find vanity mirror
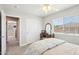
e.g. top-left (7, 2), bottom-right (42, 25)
top-left (40, 23), bottom-right (55, 40)
top-left (45, 23), bottom-right (52, 35)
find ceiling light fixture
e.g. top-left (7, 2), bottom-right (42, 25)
top-left (42, 4), bottom-right (51, 14)
top-left (42, 4), bottom-right (58, 14)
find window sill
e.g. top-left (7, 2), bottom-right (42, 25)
top-left (54, 32), bottom-right (79, 36)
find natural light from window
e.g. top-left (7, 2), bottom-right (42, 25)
top-left (53, 16), bottom-right (79, 34)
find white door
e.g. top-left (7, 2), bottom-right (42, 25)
top-left (1, 10), bottom-right (6, 55)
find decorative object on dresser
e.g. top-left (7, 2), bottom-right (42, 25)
top-left (40, 23), bottom-right (55, 40)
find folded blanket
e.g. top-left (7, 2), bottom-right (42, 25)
top-left (24, 38), bottom-right (65, 55)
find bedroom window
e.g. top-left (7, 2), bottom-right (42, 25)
top-left (53, 17), bottom-right (64, 33)
top-left (53, 16), bottom-right (79, 34)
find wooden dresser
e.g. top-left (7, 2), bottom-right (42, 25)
top-left (40, 30), bottom-right (55, 40)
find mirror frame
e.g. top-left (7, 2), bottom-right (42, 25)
top-left (45, 23), bottom-right (52, 35)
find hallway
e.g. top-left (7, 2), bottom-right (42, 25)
top-left (6, 16), bottom-right (20, 55)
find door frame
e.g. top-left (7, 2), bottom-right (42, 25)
top-left (0, 11), bottom-right (1, 55)
top-left (6, 16), bottom-right (20, 47)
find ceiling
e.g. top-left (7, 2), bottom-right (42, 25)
top-left (1, 4), bottom-right (77, 17)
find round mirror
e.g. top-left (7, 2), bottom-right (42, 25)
top-left (45, 23), bottom-right (52, 35)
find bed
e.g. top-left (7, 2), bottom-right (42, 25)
top-left (24, 38), bottom-right (79, 55)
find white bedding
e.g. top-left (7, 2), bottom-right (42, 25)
top-left (24, 38), bottom-right (79, 55)
top-left (24, 38), bottom-right (65, 55)
top-left (43, 43), bottom-right (79, 55)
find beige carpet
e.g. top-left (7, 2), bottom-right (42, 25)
top-left (6, 44), bottom-right (29, 55)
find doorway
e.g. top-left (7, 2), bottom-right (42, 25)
top-left (6, 16), bottom-right (20, 52)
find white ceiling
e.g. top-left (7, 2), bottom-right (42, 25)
top-left (1, 4), bottom-right (77, 17)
